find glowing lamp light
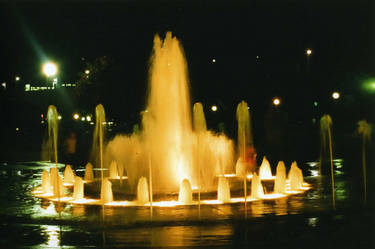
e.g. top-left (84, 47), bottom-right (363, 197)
top-left (306, 49), bottom-right (312, 56)
top-left (73, 113), bottom-right (80, 120)
top-left (42, 62), bottom-right (58, 77)
top-left (86, 115), bottom-right (92, 122)
top-left (211, 105), bottom-right (218, 112)
top-left (81, 117), bottom-right (86, 121)
top-left (332, 91), bottom-right (340, 100)
top-left (272, 97), bottom-right (281, 106)
top-left (15, 76), bottom-right (20, 81)
top-left (58, 115), bottom-right (62, 120)
top-left (212, 58), bottom-right (216, 63)
top-left (85, 70), bottom-right (90, 74)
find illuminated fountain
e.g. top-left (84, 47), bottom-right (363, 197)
top-left (33, 32), bottom-right (311, 210)
top-left (63, 165), bottom-right (75, 184)
top-left (84, 163), bottom-right (94, 181)
top-left (259, 157), bottom-right (273, 180)
top-left (274, 161), bottom-right (286, 194)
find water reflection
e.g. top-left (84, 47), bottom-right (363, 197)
top-left (105, 225), bottom-right (233, 247)
top-left (40, 225), bottom-right (60, 247)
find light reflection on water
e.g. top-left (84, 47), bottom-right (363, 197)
top-left (40, 225), bottom-right (60, 248)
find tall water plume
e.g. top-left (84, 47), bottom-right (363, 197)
top-left (320, 114), bottom-right (335, 208)
top-left (42, 105), bottom-right (59, 164)
top-left (106, 32), bottom-right (234, 193)
top-left (92, 104), bottom-right (106, 180)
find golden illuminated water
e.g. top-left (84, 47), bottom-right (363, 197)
top-left (106, 32), bottom-right (234, 193)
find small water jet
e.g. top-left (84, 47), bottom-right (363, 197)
top-left (288, 162), bottom-right (303, 191)
top-left (274, 161), bottom-right (286, 194)
top-left (320, 114), bottom-right (335, 208)
top-left (251, 172), bottom-right (264, 199)
top-left (217, 177), bottom-right (231, 203)
top-left (109, 161), bottom-right (118, 179)
top-left (63, 165), bottom-right (75, 184)
top-left (41, 170), bottom-right (51, 194)
top-left (84, 163), bottom-right (94, 181)
top-left (178, 179), bottom-right (193, 204)
top-left (50, 167), bottom-right (65, 198)
top-left (259, 156), bottom-right (272, 179)
top-left (42, 105), bottom-right (59, 164)
top-left (236, 101), bottom-right (253, 209)
top-left (100, 178), bottom-right (113, 203)
top-left (137, 177), bottom-right (149, 204)
top-left (357, 120), bottom-right (372, 204)
top-left (73, 176), bottom-right (84, 201)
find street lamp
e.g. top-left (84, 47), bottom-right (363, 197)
top-left (332, 91), bottom-right (340, 100)
top-left (306, 49), bottom-right (312, 56)
top-left (42, 62), bottom-right (57, 77)
top-left (272, 97), bottom-right (281, 106)
top-left (211, 105), bottom-right (218, 112)
top-left (15, 76), bottom-right (20, 81)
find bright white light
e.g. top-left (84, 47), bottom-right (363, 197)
top-left (85, 70), bottom-right (90, 74)
top-left (15, 76), bottom-right (20, 81)
top-left (81, 117), bottom-right (85, 121)
top-left (58, 115), bottom-right (62, 120)
top-left (73, 113), bottom-right (79, 120)
top-left (332, 91), bottom-right (340, 99)
top-left (43, 62), bottom-right (57, 77)
top-left (212, 59), bottom-right (216, 63)
top-left (273, 97), bottom-right (281, 106)
top-left (306, 49), bottom-right (312, 56)
top-left (211, 105), bottom-right (218, 112)
top-left (86, 115), bottom-right (91, 122)
top-left (16, 128), bottom-right (19, 131)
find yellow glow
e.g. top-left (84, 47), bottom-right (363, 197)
top-left (306, 49), bottom-right (312, 56)
top-left (246, 174), bottom-right (253, 179)
top-left (15, 76), bottom-right (20, 81)
top-left (86, 115), bottom-right (92, 122)
top-left (332, 91), bottom-right (340, 99)
top-left (81, 117), bottom-right (86, 121)
top-left (212, 59), bottom-right (216, 63)
top-left (73, 113), bottom-right (79, 120)
top-left (211, 105), bottom-right (218, 111)
top-left (58, 115), bottom-right (62, 120)
top-left (42, 225), bottom-right (60, 247)
top-left (43, 62), bottom-right (57, 77)
top-left (85, 70), bottom-right (90, 74)
top-left (273, 97), bottom-right (281, 106)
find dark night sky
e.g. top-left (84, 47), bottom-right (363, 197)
top-left (0, 0), bottom-right (373, 130)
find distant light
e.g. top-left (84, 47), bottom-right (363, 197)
top-left (313, 101), bottom-right (318, 107)
top-left (81, 117), bottom-right (86, 121)
top-left (53, 78), bottom-right (58, 83)
top-left (212, 59), bottom-right (216, 63)
top-left (15, 76), bottom-right (20, 81)
top-left (1, 82), bottom-right (6, 89)
top-left (42, 62), bottom-right (57, 77)
top-left (256, 55), bottom-right (260, 59)
top-left (362, 79), bottom-right (375, 93)
top-left (273, 97), bottom-right (281, 106)
top-left (247, 106), bottom-right (250, 110)
top-left (85, 70), bottom-right (90, 75)
top-left (73, 113), bottom-right (80, 120)
top-left (25, 84), bottom-right (30, 91)
top-left (211, 105), bottom-right (218, 112)
top-left (306, 49), bottom-right (312, 56)
top-left (58, 115), bottom-right (62, 120)
top-left (86, 115), bottom-right (92, 122)
top-left (332, 91), bottom-right (340, 100)
top-left (41, 114), bottom-right (44, 118)
top-left (15, 128), bottom-right (19, 131)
